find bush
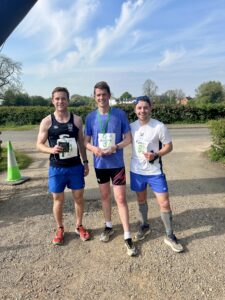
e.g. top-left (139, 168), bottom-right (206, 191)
top-left (208, 119), bottom-right (225, 163)
top-left (0, 103), bottom-right (225, 126)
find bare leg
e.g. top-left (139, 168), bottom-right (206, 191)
top-left (154, 191), bottom-right (171, 212)
top-left (113, 185), bottom-right (129, 232)
top-left (52, 192), bottom-right (64, 227)
top-left (72, 189), bottom-right (84, 227)
top-left (98, 182), bottom-right (112, 222)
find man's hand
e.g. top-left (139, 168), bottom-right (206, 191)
top-left (93, 146), bottom-right (104, 157)
top-left (84, 164), bottom-right (89, 177)
top-left (51, 144), bottom-right (63, 155)
top-left (102, 145), bottom-right (117, 155)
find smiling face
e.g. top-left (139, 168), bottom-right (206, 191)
top-left (135, 100), bottom-right (152, 124)
top-left (52, 91), bottom-right (69, 112)
top-left (94, 88), bottom-right (111, 110)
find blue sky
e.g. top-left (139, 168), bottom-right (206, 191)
top-left (2, 0), bottom-right (225, 98)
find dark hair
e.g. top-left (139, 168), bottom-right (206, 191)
top-left (52, 87), bottom-right (70, 100)
top-left (94, 81), bottom-right (111, 95)
top-left (133, 95), bottom-right (151, 106)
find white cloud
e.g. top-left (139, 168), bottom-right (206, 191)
top-left (18, 0), bottom-right (100, 58)
top-left (89, 0), bottom-right (159, 62)
top-left (157, 49), bottom-right (186, 68)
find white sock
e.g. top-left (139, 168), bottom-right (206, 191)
top-left (105, 221), bottom-right (112, 228)
top-left (124, 231), bottom-right (131, 240)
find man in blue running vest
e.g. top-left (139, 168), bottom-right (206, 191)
top-left (37, 87), bottom-right (91, 245)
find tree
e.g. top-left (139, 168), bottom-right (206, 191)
top-left (70, 94), bottom-right (92, 106)
top-left (119, 91), bottom-right (132, 103)
top-left (30, 96), bottom-right (49, 106)
top-left (195, 81), bottom-right (225, 104)
top-left (3, 90), bottom-right (30, 106)
top-left (143, 79), bottom-right (158, 100)
top-left (0, 55), bottom-right (22, 98)
top-left (160, 89), bottom-right (185, 104)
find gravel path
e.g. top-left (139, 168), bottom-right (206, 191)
top-left (0, 128), bottom-right (225, 300)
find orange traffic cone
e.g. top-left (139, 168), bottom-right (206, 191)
top-left (5, 141), bottom-right (30, 185)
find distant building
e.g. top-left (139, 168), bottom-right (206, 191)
top-left (109, 98), bottom-right (117, 106)
top-left (0, 99), bottom-right (4, 105)
top-left (177, 96), bottom-right (192, 105)
top-left (109, 97), bottom-right (135, 106)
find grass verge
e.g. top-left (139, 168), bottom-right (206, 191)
top-left (0, 124), bottom-right (38, 131)
top-left (0, 147), bottom-right (33, 173)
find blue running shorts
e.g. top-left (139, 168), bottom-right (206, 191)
top-left (49, 164), bottom-right (85, 193)
top-left (130, 172), bottom-right (168, 193)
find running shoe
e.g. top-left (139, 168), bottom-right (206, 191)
top-left (134, 224), bottom-right (151, 241)
top-left (52, 226), bottom-right (64, 245)
top-left (99, 226), bottom-right (114, 242)
top-left (164, 234), bottom-right (184, 252)
top-left (124, 238), bottom-right (138, 256)
top-left (75, 225), bottom-right (91, 241)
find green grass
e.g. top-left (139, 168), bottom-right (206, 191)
top-left (207, 147), bottom-right (225, 164)
top-left (0, 124), bottom-right (38, 131)
top-left (0, 147), bottom-right (33, 173)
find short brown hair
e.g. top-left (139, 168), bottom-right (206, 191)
top-left (52, 87), bottom-right (69, 100)
top-left (94, 81), bottom-right (111, 95)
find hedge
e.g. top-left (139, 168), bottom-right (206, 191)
top-left (0, 104), bottom-right (225, 126)
top-left (208, 119), bottom-right (225, 162)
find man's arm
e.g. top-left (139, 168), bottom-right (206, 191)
top-left (75, 115), bottom-right (89, 176)
top-left (75, 115), bottom-right (88, 162)
top-left (144, 142), bottom-right (173, 162)
top-left (101, 130), bottom-right (132, 155)
top-left (115, 131), bottom-right (132, 149)
top-left (84, 135), bottom-right (104, 157)
top-left (36, 116), bottom-right (62, 155)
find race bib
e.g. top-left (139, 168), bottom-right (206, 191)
top-left (135, 136), bottom-right (149, 157)
top-left (98, 133), bottom-right (115, 150)
top-left (57, 135), bottom-right (78, 160)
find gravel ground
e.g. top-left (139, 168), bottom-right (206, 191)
top-left (0, 129), bottom-right (225, 300)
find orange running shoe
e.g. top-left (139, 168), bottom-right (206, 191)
top-left (75, 225), bottom-right (91, 241)
top-left (52, 226), bottom-right (64, 245)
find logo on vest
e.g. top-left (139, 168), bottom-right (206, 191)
top-left (68, 123), bottom-right (73, 132)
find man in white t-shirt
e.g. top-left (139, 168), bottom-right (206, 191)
top-left (130, 96), bottom-right (183, 253)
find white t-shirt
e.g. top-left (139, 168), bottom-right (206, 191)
top-left (130, 118), bottom-right (172, 175)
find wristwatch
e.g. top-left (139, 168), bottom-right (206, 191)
top-left (153, 153), bottom-right (159, 160)
top-left (83, 160), bottom-right (89, 164)
top-left (149, 152), bottom-right (159, 164)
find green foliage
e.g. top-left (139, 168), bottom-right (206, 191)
top-left (0, 147), bottom-right (33, 173)
top-left (208, 119), bottom-right (225, 163)
top-left (119, 91), bottom-right (132, 103)
top-left (118, 103), bottom-right (225, 124)
top-left (70, 94), bottom-right (93, 106)
top-left (3, 90), bottom-right (50, 106)
top-left (160, 89), bottom-right (185, 104)
top-left (195, 81), bottom-right (225, 104)
top-left (1, 104), bottom-right (225, 126)
top-left (0, 106), bottom-right (54, 126)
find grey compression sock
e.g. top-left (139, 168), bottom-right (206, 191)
top-left (138, 202), bottom-right (149, 225)
top-left (160, 211), bottom-right (173, 236)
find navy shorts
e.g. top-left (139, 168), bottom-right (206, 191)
top-left (49, 164), bottom-right (85, 193)
top-left (130, 172), bottom-right (168, 193)
top-left (95, 167), bottom-right (126, 185)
